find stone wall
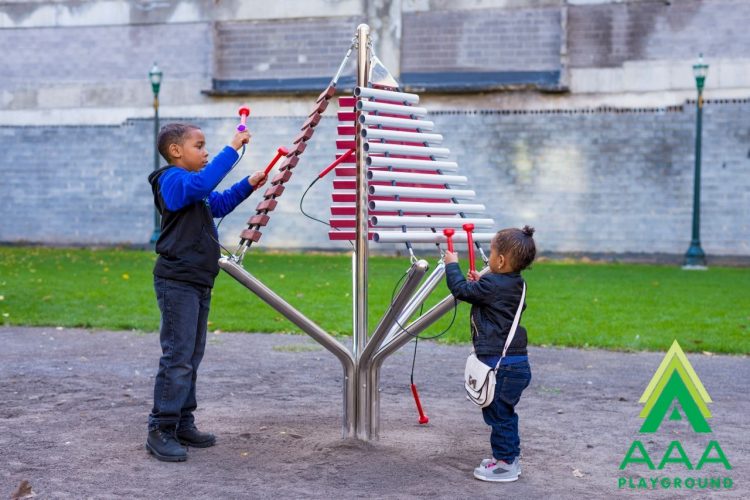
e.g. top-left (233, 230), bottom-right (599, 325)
top-left (0, 0), bottom-right (749, 259)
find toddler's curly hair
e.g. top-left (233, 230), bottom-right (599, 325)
top-left (492, 226), bottom-right (536, 272)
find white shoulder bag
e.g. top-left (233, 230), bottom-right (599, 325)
top-left (464, 282), bottom-right (526, 408)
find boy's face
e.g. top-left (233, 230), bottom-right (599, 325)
top-left (169, 128), bottom-right (208, 172)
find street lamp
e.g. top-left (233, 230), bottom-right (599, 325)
top-left (149, 62), bottom-right (163, 245)
top-left (683, 54), bottom-right (708, 269)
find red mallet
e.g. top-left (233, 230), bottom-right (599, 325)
top-left (442, 228), bottom-right (455, 253)
top-left (237, 106), bottom-right (250, 131)
top-left (462, 223), bottom-right (476, 272)
top-left (317, 148), bottom-right (355, 179)
top-left (411, 383), bottom-right (429, 424)
top-left (264, 146), bottom-right (289, 175)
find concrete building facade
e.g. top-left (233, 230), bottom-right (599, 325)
top-left (1, 0), bottom-right (749, 260)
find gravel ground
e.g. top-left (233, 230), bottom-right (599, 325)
top-left (1, 327), bottom-right (747, 499)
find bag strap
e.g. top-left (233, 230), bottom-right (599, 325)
top-left (493, 281), bottom-right (526, 371)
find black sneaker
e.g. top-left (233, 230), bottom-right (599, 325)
top-left (146, 428), bottom-right (188, 462)
top-left (177, 425), bottom-right (216, 448)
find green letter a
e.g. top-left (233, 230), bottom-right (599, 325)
top-left (640, 371), bottom-right (711, 433)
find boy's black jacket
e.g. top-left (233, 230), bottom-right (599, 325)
top-left (445, 262), bottom-right (528, 356)
top-left (148, 167), bottom-right (221, 288)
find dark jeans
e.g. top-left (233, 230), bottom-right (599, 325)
top-left (481, 361), bottom-right (531, 462)
top-left (149, 276), bottom-right (211, 431)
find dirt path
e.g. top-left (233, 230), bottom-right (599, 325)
top-left (1, 327), bottom-right (747, 499)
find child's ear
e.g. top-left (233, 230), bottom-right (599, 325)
top-left (168, 143), bottom-right (182, 160)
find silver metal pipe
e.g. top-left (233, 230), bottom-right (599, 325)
top-left (367, 156), bottom-right (458, 171)
top-left (354, 86), bottom-right (420, 104)
top-left (367, 170), bottom-right (466, 185)
top-left (368, 185), bottom-right (473, 199)
top-left (360, 113), bottom-right (434, 131)
top-left (370, 215), bottom-right (495, 228)
top-left (373, 231), bottom-right (496, 244)
top-left (354, 24), bottom-right (370, 366)
top-left (369, 200), bottom-right (485, 214)
top-left (218, 257), bottom-right (357, 437)
top-left (356, 259), bottom-right (429, 440)
top-left (357, 99), bottom-right (428, 117)
top-left (369, 262), bottom-right (448, 438)
top-left (376, 292), bottom-right (457, 365)
top-left (361, 128), bottom-right (443, 145)
top-left (364, 142), bottom-right (450, 158)
top-left (380, 261), bottom-right (446, 349)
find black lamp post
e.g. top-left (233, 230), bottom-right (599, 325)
top-left (683, 54), bottom-right (708, 269)
top-left (149, 62), bottom-right (163, 246)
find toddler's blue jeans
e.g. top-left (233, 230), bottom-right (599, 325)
top-left (481, 360), bottom-right (532, 462)
top-left (148, 276), bottom-right (211, 431)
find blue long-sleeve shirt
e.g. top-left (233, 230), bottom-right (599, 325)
top-left (148, 145), bottom-right (255, 287)
top-left (158, 146), bottom-right (254, 217)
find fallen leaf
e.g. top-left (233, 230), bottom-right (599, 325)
top-left (11, 479), bottom-right (35, 499)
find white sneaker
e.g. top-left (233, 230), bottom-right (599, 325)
top-left (474, 457), bottom-right (520, 482)
top-left (480, 457), bottom-right (521, 475)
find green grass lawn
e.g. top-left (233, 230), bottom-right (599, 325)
top-left (0, 247), bottom-right (748, 354)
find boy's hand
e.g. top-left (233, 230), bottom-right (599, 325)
top-left (231, 130), bottom-right (251, 150)
top-left (248, 171), bottom-right (267, 188)
top-left (467, 270), bottom-right (481, 282)
top-left (443, 250), bottom-right (458, 264)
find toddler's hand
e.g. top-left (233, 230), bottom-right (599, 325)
top-left (248, 171), bottom-right (267, 188)
top-left (443, 250), bottom-right (458, 264)
top-left (467, 270), bottom-right (481, 282)
top-left (231, 130), bottom-right (251, 150)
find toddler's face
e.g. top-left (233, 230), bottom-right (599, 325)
top-left (489, 244), bottom-right (513, 273)
top-left (177, 129), bottom-right (209, 171)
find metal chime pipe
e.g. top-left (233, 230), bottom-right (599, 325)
top-left (359, 113), bottom-right (434, 131)
top-left (361, 128), bottom-right (443, 145)
top-left (364, 142), bottom-right (450, 158)
top-left (356, 100), bottom-right (428, 117)
top-left (366, 156), bottom-right (458, 171)
top-left (370, 215), bottom-right (495, 228)
top-left (369, 200), bottom-right (485, 214)
top-left (369, 185), bottom-right (473, 198)
top-left (366, 170), bottom-right (466, 185)
top-left (373, 231), bottom-right (496, 244)
top-left (354, 86), bottom-right (420, 104)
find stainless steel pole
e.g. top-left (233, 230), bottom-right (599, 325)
top-left (354, 24), bottom-right (370, 360)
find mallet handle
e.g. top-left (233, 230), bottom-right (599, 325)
top-left (410, 383), bottom-right (429, 425)
top-left (318, 148), bottom-right (355, 179)
top-left (463, 223), bottom-right (476, 272)
top-left (442, 228), bottom-right (455, 253)
top-left (237, 106), bottom-right (250, 132)
top-left (264, 147), bottom-right (289, 175)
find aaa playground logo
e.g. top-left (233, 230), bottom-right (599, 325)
top-left (618, 340), bottom-right (733, 491)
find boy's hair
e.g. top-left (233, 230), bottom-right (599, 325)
top-left (492, 226), bottom-right (536, 272)
top-left (157, 123), bottom-right (201, 163)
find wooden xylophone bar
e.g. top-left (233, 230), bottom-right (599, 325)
top-left (235, 84), bottom-right (336, 258)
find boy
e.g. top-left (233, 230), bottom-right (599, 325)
top-left (146, 123), bottom-right (267, 462)
top-left (444, 226), bottom-right (536, 482)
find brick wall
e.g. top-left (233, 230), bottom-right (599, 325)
top-left (0, 22), bottom-right (210, 91)
top-left (568, 0), bottom-right (750, 68)
top-left (402, 7), bottom-right (562, 74)
top-left (2, 101), bottom-right (747, 257)
top-left (212, 16), bottom-right (363, 89)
